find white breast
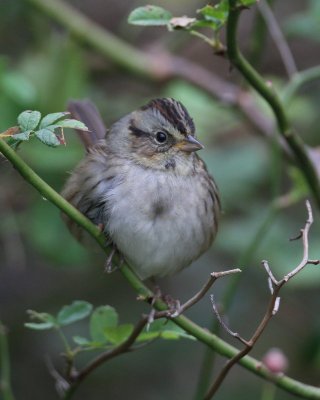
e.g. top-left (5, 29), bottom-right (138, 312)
top-left (103, 165), bottom-right (215, 279)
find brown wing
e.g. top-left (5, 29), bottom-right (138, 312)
top-left (67, 99), bottom-right (107, 149)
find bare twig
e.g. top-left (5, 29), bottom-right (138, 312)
top-left (258, 0), bottom-right (298, 77)
top-left (205, 201), bottom-right (319, 399)
top-left (262, 260), bottom-right (278, 286)
top-left (46, 357), bottom-right (70, 398)
top-left (210, 295), bottom-right (248, 346)
top-left (170, 268), bottom-right (242, 317)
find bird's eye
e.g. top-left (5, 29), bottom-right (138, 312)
top-left (155, 131), bottom-right (168, 144)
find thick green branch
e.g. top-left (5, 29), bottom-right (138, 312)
top-left (1, 139), bottom-right (320, 399)
top-left (227, 0), bottom-right (320, 210)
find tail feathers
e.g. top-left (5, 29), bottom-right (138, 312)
top-left (67, 99), bottom-right (107, 149)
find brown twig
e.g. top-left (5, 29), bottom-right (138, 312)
top-left (63, 317), bottom-right (148, 399)
top-left (205, 200), bottom-right (318, 399)
top-left (152, 268), bottom-right (242, 319)
top-left (61, 269), bottom-right (241, 397)
top-left (172, 268), bottom-right (242, 317)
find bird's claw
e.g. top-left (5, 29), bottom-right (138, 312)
top-left (104, 244), bottom-right (123, 273)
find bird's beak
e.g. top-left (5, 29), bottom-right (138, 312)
top-left (176, 135), bottom-right (204, 153)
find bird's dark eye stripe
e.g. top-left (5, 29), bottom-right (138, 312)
top-left (129, 124), bottom-right (149, 137)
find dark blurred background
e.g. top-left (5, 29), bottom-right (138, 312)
top-left (1, 0), bottom-right (320, 399)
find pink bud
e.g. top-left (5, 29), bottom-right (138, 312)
top-left (262, 348), bottom-right (288, 374)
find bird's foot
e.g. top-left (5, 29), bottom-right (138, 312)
top-left (162, 295), bottom-right (182, 318)
top-left (145, 288), bottom-right (183, 327)
top-left (104, 244), bottom-right (124, 273)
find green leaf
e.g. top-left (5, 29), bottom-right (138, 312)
top-left (25, 310), bottom-right (57, 330)
top-left (128, 5), bottom-right (172, 26)
top-left (138, 320), bottom-right (195, 342)
top-left (104, 324), bottom-right (134, 344)
top-left (191, 20), bottom-right (220, 29)
top-left (90, 306), bottom-right (118, 343)
top-left (238, 0), bottom-right (257, 6)
top-left (47, 119), bottom-right (89, 131)
top-left (17, 110), bottom-right (41, 131)
top-left (24, 322), bottom-right (56, 330)
top-left (34, 128), bottom-right (60, 147)
top-left (57, 301), bottom-right (93, 326)
top-left (39, 112), bottom-right (70, 129)
top-left (197, 2), bottom-right (229, 31)
top-left (72, 336), bottom-right (109, 349)
top-left (73, 336), bottom-right (91, 346)
top-left (12, 130), bottom-right (32, 141)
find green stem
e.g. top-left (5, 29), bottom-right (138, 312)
top-left (56, 328), bottom-right (72, 355)
top-left (227, 0), bottom-right (320, 211)
top-left (0, 323), bottom-right (15, 400)
top-left (189, 30), bottom-right (215, 47)
top-left (1, 142), bottom-right (320, 399)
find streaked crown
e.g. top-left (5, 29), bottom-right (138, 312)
top-left (141, 98), bottom-right (195, 136)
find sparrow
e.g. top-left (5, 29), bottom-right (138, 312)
top-left (61, 98), bottom-right (220, 280)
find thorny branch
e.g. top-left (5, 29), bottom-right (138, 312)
top-left (204, 200), bottom-right (319, 399)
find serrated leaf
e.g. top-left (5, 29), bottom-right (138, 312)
top-left (57, 301), bottom-right (93, 326)
top-left (90, 305), bottom-right (118, 343)
top-left (17, 110), bottom-right (41, 131)
top-left (104, 324), bottom-right (134, 344)
top-left (39, 112), bottom-right (70, 129)
top-left (48, 119), bottom-right (89, 131)
top-left (197, 2), bottom-right (229, 30)
top-left (35, 128), bottom-right (60, 147)
top-left (12, 130), bottom-right (32, 141)
top-left (128, 5), bottom-right (172, 26)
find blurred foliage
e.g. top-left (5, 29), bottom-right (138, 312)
top-left (1, 0), bottom-right (320, 399)
top-left (285, 0), bottom-right (320, 42)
